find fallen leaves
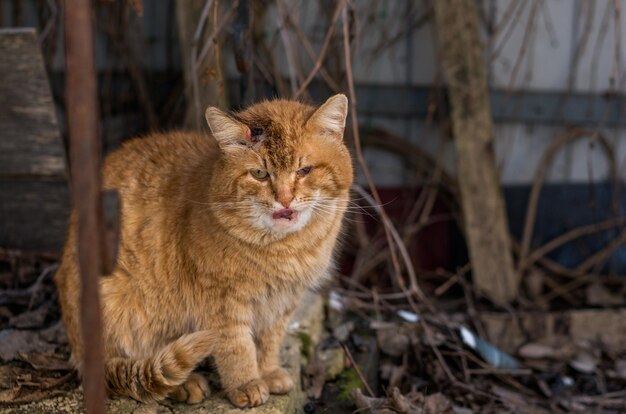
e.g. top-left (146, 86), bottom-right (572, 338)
top-left (352, 387), bottom-right (457, 414)
top-left (9, 306), bottom-right (48, 329)
top-left (0, 325), bottom-right (73, 403)
top-left (0, 329), bottom-right (56, 361)
top-left (17, 351), bottom-right (71, 372)
top-left (517, 337), bottom-right (577, 361)
top-left (0, 258), bottom-right (73, 404)
top-left (568, 351), bottom-right (599, 374)
top-left (0, 365), bottom-right (74, 403)
top-left (374, 322), bottom-right (414, 357)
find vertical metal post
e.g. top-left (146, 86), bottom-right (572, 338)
top-left (64, 1), bottom-right (106, 413)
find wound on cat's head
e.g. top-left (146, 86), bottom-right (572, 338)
top-left (204, 94), bottom-right (353, 237)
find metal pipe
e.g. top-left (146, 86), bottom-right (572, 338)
top-left (64, 1), bottom-right (106, 413)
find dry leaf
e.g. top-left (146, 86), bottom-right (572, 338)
top-left (17, 351), bottom-right (71, 371)
top-left (517, 337), bottom-right (577, 361)
top-left (0, 365), bottom-right (73, 403)
top-left (0, 329), bottom-right (55, 361)
top-left (377, 327), bottom-right (410, 357)
top-left (569, 351), bottom-right (598, 374)
top-left (518, 343), bottom-right (556, 359)
top-left (39, 322), bottom-right (67, 344)
top-left (0, 365), bottom-right (24, 388)
top-left (424, 392), bottom-right (455, 414)
top-left (9, 306), bottom-right (48, 329)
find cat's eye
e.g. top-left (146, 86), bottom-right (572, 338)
top-left (250, 168), bottom-right (269, 180)
top-left (297, 166), bottom-right (312, 177)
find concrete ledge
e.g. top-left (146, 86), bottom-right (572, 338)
top-left (1, 292), bottom-right (325, 414)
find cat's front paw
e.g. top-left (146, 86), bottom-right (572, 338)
top-left (226, 378), bottom-right (269, 408)
top-left (262, 367), bottom-right (294, 394)
top-left (168, 373), bottom-right (210, 404)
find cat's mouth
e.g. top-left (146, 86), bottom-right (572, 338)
top-left (272, 208), bottom-right (297, 221)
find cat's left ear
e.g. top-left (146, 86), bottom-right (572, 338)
top-left (205, 107), bottom-right (251, 150)
top-left (307, 94), bottom-right (348, 138)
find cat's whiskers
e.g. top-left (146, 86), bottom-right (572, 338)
top-left (313, 200), bottom-right (377, 220)
top-left (314, 196), bottom-right (393, 210)
top-left (313, 194), bottom-right (394, 206)
top-left (309, 205), bottom-right (365, 224)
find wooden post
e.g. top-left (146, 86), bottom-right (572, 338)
top-left (434, 0), bottom-right (519, 303)
top-left (64, 1), bottom-right (106, 413)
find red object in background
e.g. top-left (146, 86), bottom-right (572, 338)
top-left (341, 186), bottom-right (455, 275)
top-left (378, 187), bottom-right (453, 271)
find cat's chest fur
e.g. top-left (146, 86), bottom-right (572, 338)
top-left (196, 234), bottom-right (335, 332)
top-left (192, 210), bottom-right (340, 289)
top-left (242, 243), bottom-right (332, 285)
top-left (245, 251), bottom-right (328, 333)
top-left (250, 283), bottom-right (299, 334)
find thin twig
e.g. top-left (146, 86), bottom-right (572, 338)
top-left (610, 0), bottom-right (622, 91)
top-left (286, 6), bottom-right (341, 92)
top-left (294, 0), bottom-right (343, 98)
top-left (341, 343), bottom-right (375, 397)
top-left (517, 128), bottom-right (617, 276)
top-left (521, 216), bottom-right (626, 271)
top-left (507, 0), bottom-right (540, 91)
top-left (342, 3), bottom-right (406, 295)
top-left (276, 0), bottom-right (299, 96)
top-left (39, 0), bottom-right (58, 43)
top-left (352, 184), bottom-right (426, 303)
top-left (191, 0), bottom-right (214, 128)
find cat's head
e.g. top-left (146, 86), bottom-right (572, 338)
top-left (205, 95), bottom-right (353, 239)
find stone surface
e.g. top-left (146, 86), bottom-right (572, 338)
top-left (0, 292), bottom-right (325, 414)
top-left (480, 308), bottom-right (626, 354)
top-left (318, 347), bottom-right (345, 381)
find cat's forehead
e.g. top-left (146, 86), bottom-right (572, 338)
top-left (237, 100), bottom-right (316, 169)
top-left (237, 99), bottom-right (314, 129)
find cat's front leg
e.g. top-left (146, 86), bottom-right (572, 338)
top-left (212, 324), bottom-right (269, 408)
top-left (255, 311), bottom-right (295, 395)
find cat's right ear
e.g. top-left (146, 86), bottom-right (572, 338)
top-left (306, 94), bottom-right (348, 138)
top-left (205, 107), bottom-right (251, 150)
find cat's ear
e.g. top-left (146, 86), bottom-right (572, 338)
top-left (307, 94), bottom-right (348, 138)
top-left (205, 107), bottom-right (251, 150)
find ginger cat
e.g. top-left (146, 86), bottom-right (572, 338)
top-left (55, 95), bottom-right (353, 407)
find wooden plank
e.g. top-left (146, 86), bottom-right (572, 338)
top-left (0, 180), bottom-right (69, 253)
top-left (434, 0), bottom-right (519, 303)
top-left (0, 28), bottom-right (66, 177)
top-left (0, 28), bottom-right (69, 254)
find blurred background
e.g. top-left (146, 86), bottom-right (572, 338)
top-left (1, 1), bottom-right (626, 412)
top-left (3, 0), bottom-right (626, 301)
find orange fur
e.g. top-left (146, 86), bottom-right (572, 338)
top-left (55, 95), bottom-right (353, 407)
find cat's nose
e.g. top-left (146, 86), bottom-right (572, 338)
top-left (277, 192), bottom-right (294, 208)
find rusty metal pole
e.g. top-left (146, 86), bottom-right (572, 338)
top-left (64, 1), bottom-right (106, 413)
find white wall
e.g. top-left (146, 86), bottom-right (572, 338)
top-left (4, 0), bottom-right (625, 185)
